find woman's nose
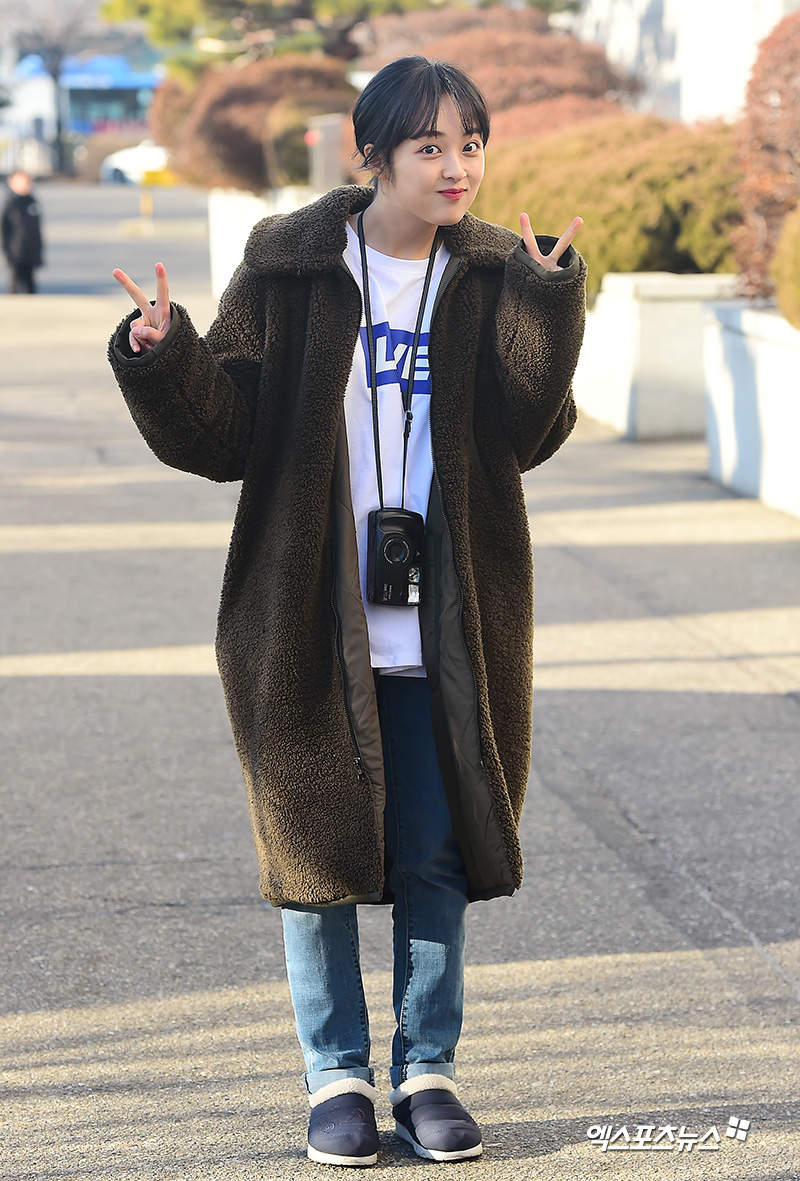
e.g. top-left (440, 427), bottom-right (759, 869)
top-left (442, 155), bottom-right (467, 181)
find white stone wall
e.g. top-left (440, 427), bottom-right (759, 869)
top-left (571, 271), bottom-right (739, 439)
top-left (573, 0), bottom-right (800, 123)
top-left (704, 304), bottom-right (800, 517)
top-left (207, 186), bottom-right (323, 299)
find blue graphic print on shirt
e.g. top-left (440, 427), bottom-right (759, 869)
top-left (359, 322), bottom-right (431, 396)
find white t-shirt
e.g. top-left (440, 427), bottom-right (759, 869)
top-left (342, 221), bottom-right (451, 675)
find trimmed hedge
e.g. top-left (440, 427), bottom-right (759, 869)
top-left (473, 114), bottom-right (742, 302)
top-left (771, 205), bottom-right (800, 330)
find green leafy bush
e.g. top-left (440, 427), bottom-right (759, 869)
top-left (771, 205), bottom-right (800, 330)
top-left (473, 115), bottom-right (742, 302)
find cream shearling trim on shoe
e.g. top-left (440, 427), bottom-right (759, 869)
top-left (308, 1077), bottom-right (379, 1108)
top-left (389, 1074), bottom-right (459, 1106)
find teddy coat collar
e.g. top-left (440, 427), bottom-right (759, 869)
top-left (241, 184), bottom-right (516, 276)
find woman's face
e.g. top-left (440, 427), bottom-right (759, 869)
top-left (368, 95), bottom-right (485, 228)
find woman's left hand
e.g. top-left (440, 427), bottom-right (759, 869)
top-left (519, 214), bottom-right (583, 271)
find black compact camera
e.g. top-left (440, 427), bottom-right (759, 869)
top-left (366, 508), bottom-right (425, 606)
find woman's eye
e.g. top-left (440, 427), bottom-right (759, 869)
top-left (419, 140), bottom-right (480, 156)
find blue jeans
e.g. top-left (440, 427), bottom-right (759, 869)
top-left (280, 674), bottom-right (469, 1093)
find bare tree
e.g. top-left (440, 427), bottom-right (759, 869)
top-left (0, 0), bottom-right (103, 171)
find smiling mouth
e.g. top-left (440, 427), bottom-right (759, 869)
top-left (440, 189), bottom-right (466, 196)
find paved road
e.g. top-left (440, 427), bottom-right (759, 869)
top-left (2, 181), bottom-right (211, 296)
top-left (0, 199), bottom-right (798, 1178)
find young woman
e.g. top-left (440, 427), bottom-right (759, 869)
top-left (109, 56), bottom-right (585, 1168)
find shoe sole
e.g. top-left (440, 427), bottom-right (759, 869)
top-left (394, 1120), bottom-right (484, 1161)
top-left (307, 1144), bottom-right (378, 1167)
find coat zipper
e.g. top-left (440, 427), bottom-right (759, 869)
top-left (427, 258), bottom-right (484, 767)
top-left (330, 580), bottom-right (368, 783)
top-left (429, 465), bottom-right (483, 769)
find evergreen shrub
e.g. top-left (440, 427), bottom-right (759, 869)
top-left (473, 115), bottom-right (742, 302)
top-left (771, 205), bottom-right (800, 330)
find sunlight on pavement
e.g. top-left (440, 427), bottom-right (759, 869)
top-left (0, 946), bottom-right (795, 1180)
top-left (534, 608), bottom-right (800, 695)
top-left (2, 609), bottom-right (796, 694)
top-left (0, 645), bottom-right (217, 676)
top-left (3, 496), bottom-right (799, 556)
top-left (0, 466), bottom-right (194, 491)
top-left (529, 500), bottom-right (800, 545)
top-left (0, 521), bottom-right (231, 553)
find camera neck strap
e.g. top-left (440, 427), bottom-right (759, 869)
top-left (357, 210), bottom-right (439, 510)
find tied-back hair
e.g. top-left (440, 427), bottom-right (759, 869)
top-left (352, 56), bottom-right (491, 186)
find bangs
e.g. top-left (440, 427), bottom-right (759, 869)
top-left (399, 70), bottom-right (490, 146)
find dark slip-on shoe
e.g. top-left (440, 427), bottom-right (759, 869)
top-left (307, 1078), bottom-right (380, 1167)
top-left (390, 1074), bottom-right (483, 1162)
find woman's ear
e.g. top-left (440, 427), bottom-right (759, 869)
top-left (362, 143), bottom-right (386, 181)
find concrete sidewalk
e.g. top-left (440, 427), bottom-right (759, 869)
top-left (1, 295), bottom-right (798, 1180)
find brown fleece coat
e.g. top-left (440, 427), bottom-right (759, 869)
top-left (108, 184), bottom-right (586, 907)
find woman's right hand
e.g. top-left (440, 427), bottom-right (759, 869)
top-left (112, 261), bottom-right (172, 354)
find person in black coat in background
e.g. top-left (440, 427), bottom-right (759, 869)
top-left (2, 170), bottom-right (44, 294)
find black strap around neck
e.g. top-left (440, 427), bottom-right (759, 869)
top-left (357, 210), bottom-right (439, 510)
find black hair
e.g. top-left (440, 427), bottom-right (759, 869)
top-left (351, 56), bottom-right (491, 185)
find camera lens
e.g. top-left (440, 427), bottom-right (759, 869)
top-left (382, 536), bottom-right (411, 565)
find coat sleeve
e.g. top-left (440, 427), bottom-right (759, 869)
top-left (107, 260), bottom-right (267, 482)
top-left (492, 236), bottom-right (587, 472)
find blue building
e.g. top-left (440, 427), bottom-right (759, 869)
top-left (11, 52), bottom-right (162, 136)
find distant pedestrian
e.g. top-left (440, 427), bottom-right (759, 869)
top-left (108, 55), bottom-right (585, 1168)
top-left (2, 170), bottom-right (44, 294)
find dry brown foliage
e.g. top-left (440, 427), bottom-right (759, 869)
top-left (353, 7), bottom-right (549, 70)
top-left (489, 95), bottom-right (626, 142)
top-left (148, 78), bottom-right (195, 153)
top-left (354, 8), bottom-right (638, 115)
top-left (152, 55), bottom-right (356, 191)
top-left (421, 28), bottom-right (636, 112)
top-left (733, 9), bottom-right (800, 295)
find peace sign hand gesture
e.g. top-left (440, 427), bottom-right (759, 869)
top-left (112, 261), bottom-right (172, 354)
top-left (519, 214), bottom-right (583, 272)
